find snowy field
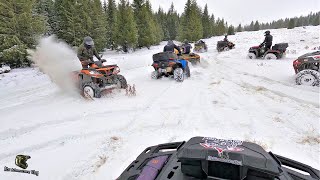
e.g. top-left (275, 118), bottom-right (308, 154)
top-left (0, 26), bottom-right (319, 180)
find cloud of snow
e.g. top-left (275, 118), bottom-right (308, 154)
top-left (30, 36), bottom-right (82, 94)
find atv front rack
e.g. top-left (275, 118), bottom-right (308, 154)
top-left (117, 140), bottom-right (320, 180)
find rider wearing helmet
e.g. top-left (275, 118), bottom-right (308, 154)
top-left (262, 31), bottom-right (273, 51)
top-left (164, 40), bottom-right (181, 55)
top-left (77, 36), bottom-right (101, 68)
top-left (223, 35), bottom-right (228, 42)
top-left (182, 39), bottom-right (192, 54)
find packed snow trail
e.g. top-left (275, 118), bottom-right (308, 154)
top-left (0, 26), bottom-right (319, 180)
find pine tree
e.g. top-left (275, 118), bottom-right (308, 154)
top-left (88, 0), bottom-right (107, 51)
top-left (254, 21), bottom-right (260, 31)
top-left (236, 24), bottom-right (242, 32)
top-left (210, 14), bottom-right (216, 36)
top-left (54, 0), bottom-right (78, 46)
top-left (312, 13), bottom-right (320, 26)
top-left (249, 21), bottom-right (254, 31)
top-left (114, 0), bottom-right (138, 49)
top-left (179, 0), bottom-right (203, 41)
top-left (0, 0), bottom-right (45, 67)
top-left (146, 1), bottom-right (163, 45)
top-left (106, 0), bottom-right (117, 49)
top-left (132, 0), bottom-right (148, 47)
top-left (75, 0), bottom-right (93, 45)
top-left (156, 7), bottom-right (168, 40)
top-left (167, 3), bottom-right (179, 40)
top-left (288, 18), bottom-right (295, 29)
top-left (216, 18), bottom-right (226, 35)
top-left (34, 0), bottom-right (55, 35)
top-left (202, 4), bottom-right (211, 38)
top-left (227, 25), bottom-right (235, 35)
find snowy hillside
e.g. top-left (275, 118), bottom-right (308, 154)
top-left (0, 26), bottom-right (319, 180)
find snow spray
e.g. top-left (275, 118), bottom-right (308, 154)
top-left (30, 36), bottom-right (82, 95)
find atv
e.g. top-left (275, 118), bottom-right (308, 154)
top-left (151, 52), bottom-right (191, 82)
top-left (293, 51), bottom-right (320, 86)
top-left (179, 45), bottom-right (201, 65)
top-left (118, 136), bottom-right (320, 180)
top-left (180, 53), bottom-right (201, 65)
top-left (72, 60), bottom-right (127, 98)
top-left (247, 43), bottom-right (288, 60)
top-left (194, 40), bottom-right (208, 53)
top-left (217, 41), bottom-right (235, 52)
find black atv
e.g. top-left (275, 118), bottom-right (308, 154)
top-left (118, 136), bottom-right (320, 180)
top-left (248, 43), bottom-right (288, 60)
top-left (217, 41), bottom-right (235, 52)
top-left (293, 51), bottom-right (320, 86)
top-left (151, 52), bottom-right (191, 82)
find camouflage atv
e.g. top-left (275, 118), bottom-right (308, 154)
top-left (293, 51), bottom-right (320, 86)
top-left (180, 53), bottom-right (201, 65)
top-left (194, 40), bottom-right (208, 53)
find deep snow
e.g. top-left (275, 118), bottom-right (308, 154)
top-left (0, 26), bottom-right (319, 180)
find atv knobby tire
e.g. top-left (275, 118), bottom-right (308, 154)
top-left (247, 53), bottom-right (256, 59)
top-left (264, 53), bottom-right (277, 60)
top-left (82, 82), bottom-right (101, 98)
top-left (115, 74), bottom-right (128, 89)
top-left (296, 70), bottom-right (320, 86)
top-left (151, 71), bottom-right (159, 79)
top-left (174, 68), bottom-right (184, 82)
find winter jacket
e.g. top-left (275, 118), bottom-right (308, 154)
top-left (182, 43), bottom-right (192, 54)
top-left (263, 34), bottom-right (273, 46)
top-left (164, 44), bottom-right (181, 55)
top-left (77, 44), bottom-right (101, 62)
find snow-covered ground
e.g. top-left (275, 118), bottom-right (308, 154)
top-left (0, 26), bottom-right (319, 180)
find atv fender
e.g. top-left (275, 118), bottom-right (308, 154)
top-left (249, 49), bottom-right (258, 57)
top-left (178, 59), bottom-right (188, 69)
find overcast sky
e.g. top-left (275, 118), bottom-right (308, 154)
top-left (109, 0), bottom-right (320, 26)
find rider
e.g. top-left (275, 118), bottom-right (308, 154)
top-left (77, 36), bottom-right (101, 69)
top-left (164, 40), bottom-right (181, 55)
top-left (223, 35), bottom-right (229, 42)
top-left (182, 39), bottom-right (192, 54)
top-left (261, 30), bottom-right (273, 51)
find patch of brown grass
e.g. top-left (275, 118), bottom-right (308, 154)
top-left (273, 117), bottom-right (283, 123)
top-left (255, 86), bottom-right (267, 92)
top-left (210, 80), bottom-right (221, 85)
top-left (298, 135), bottom-right (320, 145)
top-left (111, 136), bottom-right (120, 141)
top-left (93, 155), bottom-right (107, 172)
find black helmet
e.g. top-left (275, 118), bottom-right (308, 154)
top-left (167, 40), bottom-right (173, 45)
top-left (264, 31), bottom-right (270, 35)
top-left (225, 35), bottom-right (228, 37)
top-left (84, 36), bottom-right (94, 47)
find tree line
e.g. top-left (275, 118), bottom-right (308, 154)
top-left (1, 0), bottom-right (318, 68)
top-left (0, 0), bottom-right (231, 67)
top-left (236, 12), bottom-right (320, 32)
